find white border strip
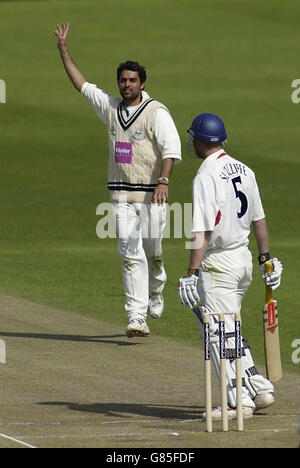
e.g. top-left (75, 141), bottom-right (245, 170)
top-left (0, 432), bottom-right (37, 449)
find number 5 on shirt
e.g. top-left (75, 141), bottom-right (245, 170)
top-left (232, 176), bottom-right (248, 218)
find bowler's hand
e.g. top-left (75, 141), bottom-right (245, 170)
top-left (54, 22), bottom-right (69, 49)
top-left (152, 183), bottom-right (168, 204)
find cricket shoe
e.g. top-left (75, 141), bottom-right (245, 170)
top-left (203, 406), bottom-right (253, 421)
top-left (148, 294), bottom-right (164, 319)
top-left (126, 319), bottom-right (150, 338)
top-left (253, 393), bottom-right (275, 412)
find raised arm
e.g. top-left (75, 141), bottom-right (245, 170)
top-left (54, 23), bottom-right (86, 92)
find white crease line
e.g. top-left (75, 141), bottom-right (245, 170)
top-left (245, 428), bottom-right (293, 433)
top-left (13, 431), bottom-right (181, 440)
top-left (180, 414), bottom-right (298, 423)
top-left (254, 414), bottom-right (298, 418)
top-left (0, 432), bottom-right (37, 449)
top-left (0, 415), bottom-right (296, 428)
top-left (0, 419), bottom-right (173, 427)
top-left (100, 419), bottom-right (161, 425)
top-left (0, 422), bottom-right (61, 427)
top-left (180, 419), bottom-right (204, 423)
top-left (12, 427), bottom-right (295, 440)
top-left (0, 418), bottom-right (199, 428)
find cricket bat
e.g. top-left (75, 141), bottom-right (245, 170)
top-left (263, 261), bottom-right (282, 382)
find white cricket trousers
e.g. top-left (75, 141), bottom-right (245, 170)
top-left (113, 202), bottom-right (167, 320)
top-left (196, 246), bottom-right (274, 409)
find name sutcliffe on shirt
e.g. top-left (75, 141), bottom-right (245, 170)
top-left (220, 162), bottom-right (247, 181)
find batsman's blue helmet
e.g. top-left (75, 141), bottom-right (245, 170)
top-left (187, 113), bottom-right (227, 143)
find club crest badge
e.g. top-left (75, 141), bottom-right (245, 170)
top-left (131, 129), bottom-right (145, 141)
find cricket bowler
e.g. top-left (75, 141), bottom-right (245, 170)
top-left (54, 23), bottom-right (182, 338)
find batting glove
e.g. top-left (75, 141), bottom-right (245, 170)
top-left (178, 274), bottom-right (200, 308)
top-left (260, 257), bottom-right (283, 290)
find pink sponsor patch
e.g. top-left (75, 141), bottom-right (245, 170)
top-left (115, 142), bottom-right (132, 164)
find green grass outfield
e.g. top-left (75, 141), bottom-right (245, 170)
top-left (0, 0), bottom-right (299, 375)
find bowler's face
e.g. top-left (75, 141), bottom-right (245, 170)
top-left (118, 70), bottom-right (144, 105)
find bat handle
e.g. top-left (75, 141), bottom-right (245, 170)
top-left (264, 260), bottom-right (273, 303)
top-left (264, 260), bottom-right (273, 274)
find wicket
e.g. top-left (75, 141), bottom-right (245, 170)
top-left (194, 308), bottom-right (243, 432)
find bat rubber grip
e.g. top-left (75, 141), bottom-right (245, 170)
top-left (264, 260), bottom-right (273, 274)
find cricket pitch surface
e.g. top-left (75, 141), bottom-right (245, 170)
top-left (0, 295), bottom-right (298, 448)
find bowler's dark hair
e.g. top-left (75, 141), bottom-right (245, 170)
top-left (117, 61), bottom-right (147, 84)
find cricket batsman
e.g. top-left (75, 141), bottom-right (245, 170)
top-left (178, 113), bottom-right (283, 421)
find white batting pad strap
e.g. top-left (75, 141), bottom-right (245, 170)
top-left (210, 341), bottom-right (254, 409)
top-left (210, 335), bottom-right (274, 409)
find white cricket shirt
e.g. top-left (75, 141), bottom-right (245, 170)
top-left (81, 83), bottom-right (182, 162)
top-left (192, 149), bottom-right (265, 250)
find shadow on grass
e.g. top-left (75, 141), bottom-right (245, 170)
top-left (37, 401), bottom-right (203, 420)
top-left (0, 331), bottom-right (139, 346)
